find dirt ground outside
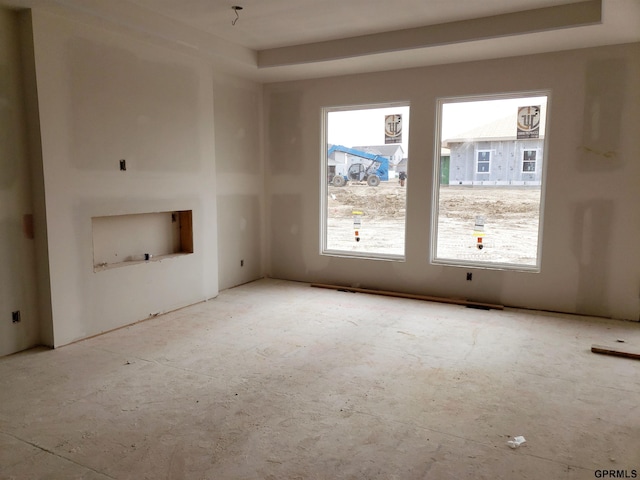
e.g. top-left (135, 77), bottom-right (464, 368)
top-left (326, 182), bottom-right (542, 265)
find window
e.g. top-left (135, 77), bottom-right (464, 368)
top-left (432, 92), bottom-right (549, 270)
top-left (476, 151), bottom-right (491, 173)
top-left (321, 103), bottom-right (410, 259)
top-left (522, 150), bottom-right (537, 172)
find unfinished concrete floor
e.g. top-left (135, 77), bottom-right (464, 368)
top-left (1, 279), bottom-right (638, 479)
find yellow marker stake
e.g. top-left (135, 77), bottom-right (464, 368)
top-left (353, 211), bottom-right (363, 242)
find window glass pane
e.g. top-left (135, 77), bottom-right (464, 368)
top-left (523, 150), bottom-right (537, 172)
top-left (323, 104), bottom-right (410, 258)
top-left (433, 94), bottom-right (548, 270)
top-left (477, 151), bottom-right (491, 173)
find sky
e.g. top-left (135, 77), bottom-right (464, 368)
top-left (328, 105), bottom-right (411, 155)
top-left (326, 96), bottom-right (547, 155)
top-left (441, 96), bottom-right (548, 139)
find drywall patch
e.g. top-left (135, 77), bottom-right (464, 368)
top-left (0, 218), bottom-right (22, 325)
top-left (68, 38), bottom-right (200, 172)
top-left (578, 58), bottom-right (628, 170)
top-left (0, 215), bottom-right (39, 356)
top-left (0, 65), bottom-right (19, 189)
top-left (270, 194), bottom-right (304, 278)
top-left (216, 194), bottom-right (261, 290)
top-left (572, 199), bottom-right (613, 317)
top-left (213, 81), bottom-right (261, 174)
top-left (268, 91), bottom-right (304, 174)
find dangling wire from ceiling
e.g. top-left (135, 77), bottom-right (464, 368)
top-left (231, 6), bottom-right (243, 26)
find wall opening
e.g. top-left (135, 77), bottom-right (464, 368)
top-left (92, 210), bottom-right (193, 271)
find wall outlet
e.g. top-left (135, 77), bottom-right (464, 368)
top-left (12, 311), bottom-right (21, 323)
top-left (466, 272), bottom-right (473, 281)
top-left (240, 259), bottom-right (244, 267)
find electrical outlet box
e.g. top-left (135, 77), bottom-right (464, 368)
top-left (12, 311), bottom-right (21, 323)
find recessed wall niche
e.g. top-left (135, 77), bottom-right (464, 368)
top-left (92, 211), bottom-right (193, 271)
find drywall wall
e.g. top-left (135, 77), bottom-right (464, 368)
top-left (29, 9), bottom-right (219, 347)
top-left (0, 8), bottom-right (41, 356)
top-left (265, 43), bottom-right (640, 321)
top-left (213, 73), bottom-right (265, 290)
top-left (19, 10), bottom-right (54, 350)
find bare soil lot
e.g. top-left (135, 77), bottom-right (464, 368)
top-left (326, 182), bottom-right (541, 265)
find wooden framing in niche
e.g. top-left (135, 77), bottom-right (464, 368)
top-left (178, 210), bottom-right (193, 254)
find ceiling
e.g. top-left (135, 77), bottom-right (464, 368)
top-left (128, 0), bottom-right (589, 51)
top-left (1, 0), bottom-right (639, 82)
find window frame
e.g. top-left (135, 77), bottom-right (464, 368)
top-left (320, 101), bottom-right (410, 262)
top-left (475, 150), bottom-right (492, 174)
top-left (522, 148), bottom-right (538, 173)
top-left (430, 90), bottom-right (551, 272)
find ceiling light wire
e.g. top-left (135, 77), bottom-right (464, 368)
top-left (231, 5), bottom-right (243, 26)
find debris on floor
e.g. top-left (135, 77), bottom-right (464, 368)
top-left (507, 436), bottom-right (527, 449)
top-left (591, 344), bottom-right (640, 361)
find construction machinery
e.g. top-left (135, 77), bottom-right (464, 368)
top-left (327, 145), bottom-right (389, 187)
